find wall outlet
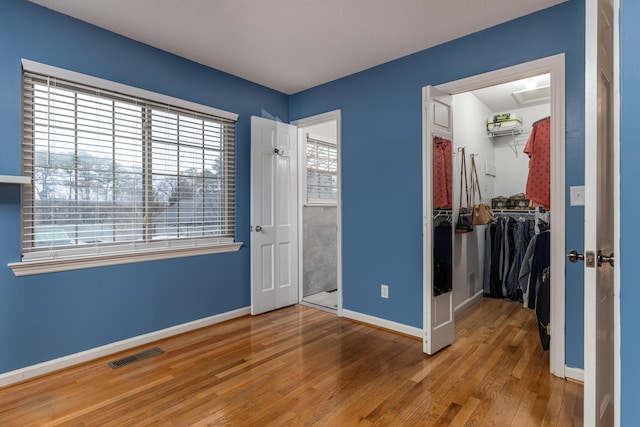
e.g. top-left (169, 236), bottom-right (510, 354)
top-left (381, 284), bottom-right (389, 299)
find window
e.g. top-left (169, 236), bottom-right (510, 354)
top-left (305, 134), bottom-right (337, 204)
top-left (14, 61), bottom-right (240, 274)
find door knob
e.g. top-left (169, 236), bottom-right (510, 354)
top-left (255, 225), bottom-right (262, 232)
top-left (567, 249), bottom-right (584, 263)
top-left (597, 251), bottom-right (614, 267)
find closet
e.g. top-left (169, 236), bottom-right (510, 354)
top-left (449, 74), bottom-right (552, 347)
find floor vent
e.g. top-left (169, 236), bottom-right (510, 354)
top-left (108, 347), bottom-right (164, 369)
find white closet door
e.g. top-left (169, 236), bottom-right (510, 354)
top-left (423, 85), bottom-right (455, 355)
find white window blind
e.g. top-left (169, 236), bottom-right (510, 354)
top-left (306, 135), bottom-right (337, 203)
top-left (21, 70), bottom-right (236, 262)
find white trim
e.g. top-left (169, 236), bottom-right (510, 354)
top-left (9, 242), bottom-right (242, 276)
top-left (565, 366), bottom-right (585, 383)
top-left (305, 200), bottom-right (338, 207)
top-left (306, 133), bottom-right (336, 145)
top-left (613, 1), bottom-right (621, 426)
top-left (0, 306), bottom-right (250, 389)
top-left (0, 175), bottom-right (30, 184)
top-left (433, 53), bottom-right (566, 378)
top-left (454, 290), bottom-right (483, 316)
top-left (342, 309), bottom-right (423, 338)
top-left (292, 110), bottom-right (343, 317)
top-left (21, 59), bottom-right (239, 121)
top-left (299, 300), bottom-right (337, 314)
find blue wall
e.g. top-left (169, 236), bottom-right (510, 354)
top-left (0, 0), bottom-right (288, 373)
top-left (0, 0), bottom-right (590, 377)
top-left (290, 0), bottom-right (586, 368)
top-left (620, 0), bottom-right (640, 423)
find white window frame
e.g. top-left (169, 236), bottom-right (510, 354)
top-left (9, 60), bottom-right (242, 277)
top-left (304, 133), bottom-right (338, 206)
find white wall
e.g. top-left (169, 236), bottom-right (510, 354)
top-left (451, 92), bottom-right (496, 308)
top-left (450, 94), bottom-right (550, 310)
top-left (492, 103), bottom-right (551, 197)
top-left (452, 92), bottom-right (496, 204)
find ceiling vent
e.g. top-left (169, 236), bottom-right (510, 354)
top-left (512, 85), bottom-right (551, 105)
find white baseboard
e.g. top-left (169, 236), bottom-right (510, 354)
top-left (342, 309), bottom-right (423, 339)
top-left (0, 306), bottom-right (251, 389)
top-left (565, 366), bottom-right (584, 383)
top-left (454, 290), bottom-right (483, 316)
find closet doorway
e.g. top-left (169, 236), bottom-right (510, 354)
top-left (451, 75), bottom-right (551, 311)
top-left (292, 111), bottom-right (342, 315)
top-left (423, 55), bottom-right (567, 378)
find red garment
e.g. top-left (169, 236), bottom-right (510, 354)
top-left (524, 117), bottom-right (551, 210)
top-left (433, 137), bottom-right (452, 209)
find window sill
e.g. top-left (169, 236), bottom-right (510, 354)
top-left (0, 175), bottom-right (30, 184)
top-left (305, 202), bottom-right (338, 207)
top-left (8, 242), bottom-right (243, 277)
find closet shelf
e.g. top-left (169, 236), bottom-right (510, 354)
top-left (487, 128), bottom-right (523, 138)
top-left (488, 129), bottom-right (525, 157)
top-left (0, 175), bottom-right (31, 184)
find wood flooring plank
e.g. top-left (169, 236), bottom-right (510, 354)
top-left (0, 300), bottom-right (582, 426)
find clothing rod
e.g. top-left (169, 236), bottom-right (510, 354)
top-left (492, 209), bottom-right (539, 216)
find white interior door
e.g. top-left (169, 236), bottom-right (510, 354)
top-left (423, 85), bottom-right (455, 355)
top-left (250, 116), bottom-right (298, 315)
top-left (584, 0), bottom-right (615, 425)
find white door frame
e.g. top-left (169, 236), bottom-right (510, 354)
top-left (291, 110), bottom-right (343, 316)
top-left (424, 54), bottom-right (567, 377)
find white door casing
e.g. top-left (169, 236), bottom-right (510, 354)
top-left (423, 85), bottom-right (455, 355)
top-left (424, 54), bottom-right (566, 376)
top-left (584, 0), bottom-right (616, 425)
top-left (250, 116), bottom-right (298, 315)
top-left (292, 110), bottom-right (343, 316)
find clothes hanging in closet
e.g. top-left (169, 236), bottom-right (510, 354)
top-left (483, 216), bottom-right (535, 300)
top-left (524, 117), bottom-right (551, 210)
top-left (433, 137), bottom-right (453, 209)
top-left (433, 221), bottom-right (452, 295)
top-left (519, 230), bottom-right (551, 309)
top-left (536, 267), bottom-right (551, 350)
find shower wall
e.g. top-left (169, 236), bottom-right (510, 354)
top-left (303, 206), bottom-right (337, 296)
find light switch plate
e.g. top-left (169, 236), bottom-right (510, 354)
top-left (570, 185), bottom-right (585, 206)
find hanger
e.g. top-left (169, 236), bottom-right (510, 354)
top-left (532, 116), bottom-right (550, 127)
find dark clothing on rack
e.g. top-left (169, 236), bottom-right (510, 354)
top-left (503, 218), bottom-right (517, 298)
top-left (484, 215), bottom-right (536, 300)
top-left (536, 267), bottom-right (551, 350)
top-left (433, 222), bottom-right (452, 295)
top-left (487, 219), bottom-right (505, 298)
top-left (527, 230), bottom-right (550, 309)
top-left (505, 219), bottom-right (535, 301)
top-left (483, 226), bottom-right (492, 294)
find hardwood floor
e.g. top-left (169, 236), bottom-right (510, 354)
top-left (0, 298), bottom-right (582, 426)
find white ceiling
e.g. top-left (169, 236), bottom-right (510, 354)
top-left (29, 0), bottom-right (566, 95)
top-left (472, 74), bottom-right (551, 112)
